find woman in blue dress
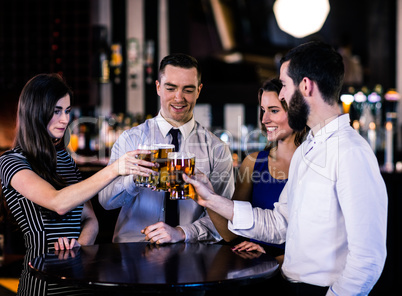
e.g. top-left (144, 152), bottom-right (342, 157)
top-left (210, 78), bottom-right (308, 255)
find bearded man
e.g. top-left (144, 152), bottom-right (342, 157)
top-left (185, 41), bottom-right (387, 296)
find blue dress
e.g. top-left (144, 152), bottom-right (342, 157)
top-left (251, 150), bottom-right (286, 250)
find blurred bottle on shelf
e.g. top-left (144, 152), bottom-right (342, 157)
top-left (67, 109), bottom-right (149, 161)
top-left (340, 84), bottom-right (400, 168)
top-left (92, 25), bottom-right (110, 84)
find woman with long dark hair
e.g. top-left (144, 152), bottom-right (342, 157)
top-left (0, 73), bottom-right (155, 295)
top-left (209, 78), bottom-right (308, 254)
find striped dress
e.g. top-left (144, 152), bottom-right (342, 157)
top-left (0, 145), bottom-right (91, 296)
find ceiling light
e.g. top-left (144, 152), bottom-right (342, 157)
top-left (273, 0), bottom-right (330, 38)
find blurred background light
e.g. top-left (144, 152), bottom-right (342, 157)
top-left (273, 0), bottom-right (330, 38)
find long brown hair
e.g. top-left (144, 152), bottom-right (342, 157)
top-left (258, 78), bottom-right (308, 150)
top-left (15, 73), bottom-right (73, 189)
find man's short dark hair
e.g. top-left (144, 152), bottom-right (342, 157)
top-left (281, 41), bottom-right (344, 105)
top-left (158, 53), bottom-right (202, 85)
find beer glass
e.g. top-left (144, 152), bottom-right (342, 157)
top-left (154, 144), bottom-right (175, 191)
top-left (135, 144), bottom-right (158, 187)
top-left (167, 152), bottom-right (196, 200)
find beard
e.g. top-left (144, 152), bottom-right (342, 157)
top-left (287, 89), bottom-right (309, 131)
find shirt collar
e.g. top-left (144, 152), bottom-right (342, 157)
top-left (155, 111), bottom-right (195, 140)
top-left (308, 114), bottom-right (350, 143)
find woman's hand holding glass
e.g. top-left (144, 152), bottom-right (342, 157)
top-left (134, 145), bottom-right (159, 188)
top-left (111, 149), bottom-right (159, 179)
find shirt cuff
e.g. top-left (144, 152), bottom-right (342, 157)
top-left (123, 175), bottom-right (138, 196)
top-left (178, 225), bottom-right (192, 242)
top-left (229, 201), bottom-right (254, 230)
top-left (325, 287), bottom-right (337, 296)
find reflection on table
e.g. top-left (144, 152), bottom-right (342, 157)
top-left (29, 242), bottom-right (279, 293)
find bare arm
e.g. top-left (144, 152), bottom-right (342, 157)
top-left (185, 172), bottom-right (289, 245)
top-left (78, 201), bottom-right (99, 246)
top-left (54, 200), bottom-right (99, 250)
top-left (183, 173), bottom-right (234, 221)
top-left (10, 150), bottom-right (155, 215)
top-left (207, 153), bottom-right (256, 242)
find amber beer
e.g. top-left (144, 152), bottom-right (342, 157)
top-left (135, 144), bottom-right (158, 187)
top-left (154, 144), bottom-right (175, 190)
top-left (168, 152), bottom-right (196, 200)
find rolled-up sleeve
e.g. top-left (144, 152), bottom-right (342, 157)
top-left (180, 210), bottom-right (223, 243)
top-left (228, 187), bottom-right (288, 244)
top-left (231, 201), bottom-right (254, 229)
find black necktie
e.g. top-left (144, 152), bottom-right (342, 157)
top-left (165, 128), bottom-right (180, 226)
top-left (169, 128), bottom-right (180, 152)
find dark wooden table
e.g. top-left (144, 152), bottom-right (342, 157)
top-left (29, 242), bottom-right (279, 294)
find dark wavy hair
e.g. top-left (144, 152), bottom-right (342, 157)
top-left (15, 73), bottom-right (73, 189)
top-left (258, 78), bottom-right (308, 150)
top-left (280, 41), bottom-right (344, 106)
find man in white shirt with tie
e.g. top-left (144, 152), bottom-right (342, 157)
top-left (184, 41), bottom-right (387, 295)
top-left (99, 53), bottom-right (235, 244)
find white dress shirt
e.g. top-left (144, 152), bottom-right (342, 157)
top-left (228, 114), bottom-right (387, 295)
top-left (99, 112), bottom-right (235, 243)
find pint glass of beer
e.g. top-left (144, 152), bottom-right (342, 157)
top-left (135, 144), bottom-right (158, 187)
top-left (154, 144), bottom-right (175, 191)
top-left (167, 152), bottom-right (196, 200)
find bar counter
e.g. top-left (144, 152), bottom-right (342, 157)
top-left (29, 242), bottom-right (280, 295)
